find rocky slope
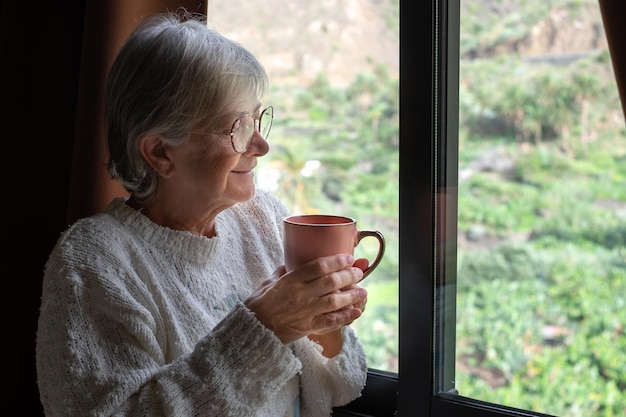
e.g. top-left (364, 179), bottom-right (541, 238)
top-left (207, 0), bottom-right (398, 87)
top-left (206, 1), bottom-right (607, 85)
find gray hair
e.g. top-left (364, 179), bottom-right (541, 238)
top-left (105, 11), bottom-right (268, 201)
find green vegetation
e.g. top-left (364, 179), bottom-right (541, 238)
top-left (258, 1), bottom-right (625, 415)
top-left (455, 140), bottom-right (626, 416)
top-left (455, 3), bottom-right (626, 413)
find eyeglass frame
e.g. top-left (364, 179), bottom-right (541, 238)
top-left (196, 105), bottom-right (273, 153)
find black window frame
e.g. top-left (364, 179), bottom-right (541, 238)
top-left (335, 1), bottom-right (558, 416)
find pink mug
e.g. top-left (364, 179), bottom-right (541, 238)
top-left (283, 214), bottom-right (385, 280)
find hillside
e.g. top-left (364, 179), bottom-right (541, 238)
top-left (207, 0), bottom-right (398, 87)
top-left (206, 1), bottom-right (608, 88)
top-left (460, 1), bottom-right (607, 60)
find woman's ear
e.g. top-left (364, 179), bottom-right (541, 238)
top-left (138, 134), bottom-right (175, 178)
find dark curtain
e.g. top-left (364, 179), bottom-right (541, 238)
top-left (599, 0), bottom-right (626, 120)
top-left (1, 2), bottom-right (205, 415)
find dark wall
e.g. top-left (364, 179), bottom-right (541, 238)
top-left (2, 2), bottom-right (204, 414)
top-left (1, 3), bottom-right (85, 415)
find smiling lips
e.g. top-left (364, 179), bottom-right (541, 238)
top-left (232, 168), bottom-right (253, 174)
top-left (232, 163), bottom-right (256, 174)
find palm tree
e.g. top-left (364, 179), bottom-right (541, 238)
top-left (496, 82), bottom-right (530, 145)
top-left (268, 143), bottom-right (320, 214)
top-left (536, 72), bottom-right (577, 154)
top-left (571, 70), bottom-right (601, 153)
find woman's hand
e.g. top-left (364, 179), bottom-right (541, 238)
top-left (244, 254), bottom-right (368, 345)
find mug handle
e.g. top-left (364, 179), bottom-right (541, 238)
top-left (356, 230), bottom-right (386, 280)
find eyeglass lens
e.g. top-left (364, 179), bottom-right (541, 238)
top-left (232, 106), bottom-right (273, 153)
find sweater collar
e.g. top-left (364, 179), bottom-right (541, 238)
top-left (106, 197), bottom-right (222, 264)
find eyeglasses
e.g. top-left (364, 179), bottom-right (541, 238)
top-left (232, 105), bottom-right (273, 153)
top-left (192, 106), bottom-right (273, 153)
top-left (217, 106), bottom-right (273, 153)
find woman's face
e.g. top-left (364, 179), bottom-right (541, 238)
top-left (168, 101), bottom-right (270, 213)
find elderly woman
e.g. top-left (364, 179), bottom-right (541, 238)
top-left (36, 11), bottom-right (368, 417)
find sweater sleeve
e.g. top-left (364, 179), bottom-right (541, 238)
top-left (36, 255), bottom-right (301, 417)
top-left (293, 326), bottom-right (368, 416)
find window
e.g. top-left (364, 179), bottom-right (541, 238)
top-left (348, 1), bottom-right (625, 416)
top-left (209, 1), bottom-right (625, 416)
top-left (397, 1), bottom-right (625, 417)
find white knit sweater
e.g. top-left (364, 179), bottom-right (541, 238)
top-left (36, 189), bottom-right (367, 417)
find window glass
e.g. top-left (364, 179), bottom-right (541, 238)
top-left (208, 0), bottom-right (400, 374)
top-left (452, 1), bottom-right (626, 415)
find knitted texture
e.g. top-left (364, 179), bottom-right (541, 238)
top-left (36, 189), bottom-right (367, 417)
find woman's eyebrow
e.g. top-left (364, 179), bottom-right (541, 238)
top-left (233, 102), bottom-right (261, 117)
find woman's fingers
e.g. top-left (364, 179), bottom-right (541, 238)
top-left (244, 254), bottom-right (368, 344)
top-left (339, 283), bottom-right (368, 313)
top-left (313, 305), bottom-right (364, 333)
top-left (352, 257), bottom-right (369, 273)
top-left (288, 254), bottom-right (364, 297)
top-left (291, 254), bottom-right (355, 282)
top-left (315, 285), bottom-right (367, 314)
